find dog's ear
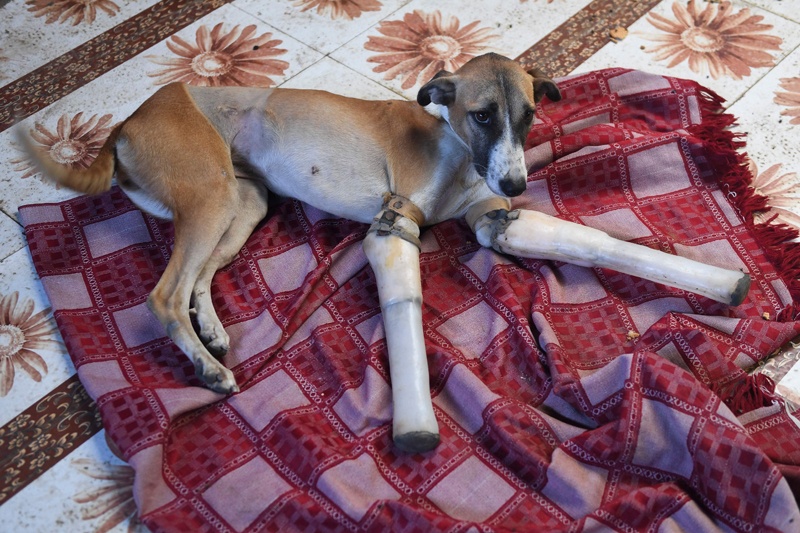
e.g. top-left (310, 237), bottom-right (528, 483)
top-left (417, 70), bottom-right (456, 107)
top-left (529, 68), bottom-right (561, 103)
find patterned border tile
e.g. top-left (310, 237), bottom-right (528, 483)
top-left (0, 375), bottom-right (102, 505)
top-left (515, 0), bottom-right (663, 77)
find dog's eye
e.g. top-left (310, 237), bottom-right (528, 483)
top-left (473, 111), bottom-right (491, 125)
top-left (524, 109), bottom-right (534, 121)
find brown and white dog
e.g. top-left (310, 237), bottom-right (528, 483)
top-left (21, 53), bottom-right (749, 452)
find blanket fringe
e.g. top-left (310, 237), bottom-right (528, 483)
top-left (685, 81), bottom-right (800, 414)
top-left (687, 81), bottom-right (800, 306)
top-left (778, 304), bottom-right (800, 322)
top-left (714, 373), bottom-right (778, 415)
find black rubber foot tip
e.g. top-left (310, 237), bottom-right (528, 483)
top-left (730, 274), bottom-right (751, 307)
top-left (394, 431), bottom-right (440, 453)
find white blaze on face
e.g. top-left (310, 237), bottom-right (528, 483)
top-left (486, 112), bottom-right (526, 196)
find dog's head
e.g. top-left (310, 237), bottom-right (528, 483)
top-left (417, 53), bottom-right (560, 198)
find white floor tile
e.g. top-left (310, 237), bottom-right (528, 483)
top-left (746, 0), bottom-right (800, 24)
top-left (0, 212), bottom-right (25, 262)
top-left (778, 349), bottom-right (800, 406)
top-left (728, 44), bottom-right (800, 173)
top-left (280, 56), bottom-right (403, 99)
top-left (234, 0), bottom-right (416, 54)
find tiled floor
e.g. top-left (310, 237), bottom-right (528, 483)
top-left (1, 0), bottom-right (799, 530)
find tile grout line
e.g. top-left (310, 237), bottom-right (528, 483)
top-left (741, 1), bottom-right (800, 26)
top-left (725, 39), bottom-right (800, 110)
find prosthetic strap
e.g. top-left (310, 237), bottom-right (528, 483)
top-left (367, 194), bottom-right (425, 249)
top-left (464, 197), bottom-right (514, 251)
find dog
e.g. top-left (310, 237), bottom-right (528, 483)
top-left (21, 52), bottom-right (749, 452)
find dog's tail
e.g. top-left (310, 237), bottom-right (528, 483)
top-left (16, 122), bottom-right (122, 195)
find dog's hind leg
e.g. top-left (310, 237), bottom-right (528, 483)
top-left (147, 182), bottom-right (242, 394)
top-left (191, 178), bottom-right (269, 357)
top-left (111, 83), bottom-right (250, 392)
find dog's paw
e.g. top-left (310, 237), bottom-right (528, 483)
top-left (204, 336), bottom-right (230, 358)
top-left (195, 359), bottom-right (239, 394)
top-left (197, 322), bottom-right (230, 357)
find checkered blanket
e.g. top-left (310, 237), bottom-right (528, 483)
top-left (21, 69), bottom-right (800, 532)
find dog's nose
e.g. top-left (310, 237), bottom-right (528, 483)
top-left (499, 178), bottom-right (527, 197)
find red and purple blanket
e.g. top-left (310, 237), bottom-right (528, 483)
top-left (20, 69), bottom-right (800, 531)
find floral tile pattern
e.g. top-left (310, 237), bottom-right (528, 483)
top-left (0, 431), bottom-right (140, 532)
top-left (26, 0), bottom-right (123, 26)
top-left (11, 113), bottom-right (117, 181)
top-left (0, 0), bottom-right (799, 530)
top-left (775, 76), bottom-right (800, 125)
top-left (146, 22), bottom-right (290, 87)
top-left (641, 0), bottom-right (782, 80)
top-left (748, 161), bottom-right (800, 229)
top-left (0, 249), bottom-right (72, 428)
top-left (71, 457), bottom-right (141, 533)
top-left (364, 9), bottom-right (500, 90)
top-left (0, 291), bottom-right (61, 397)
top-left (728, 44), bottom-right (800, 193)
top-left (294, 0), bottom-right (383, 20)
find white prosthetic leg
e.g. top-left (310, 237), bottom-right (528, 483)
top-left (470, 207), bottom-right (750, 306)
top-left (363, 195), bottom-right (439, 453)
